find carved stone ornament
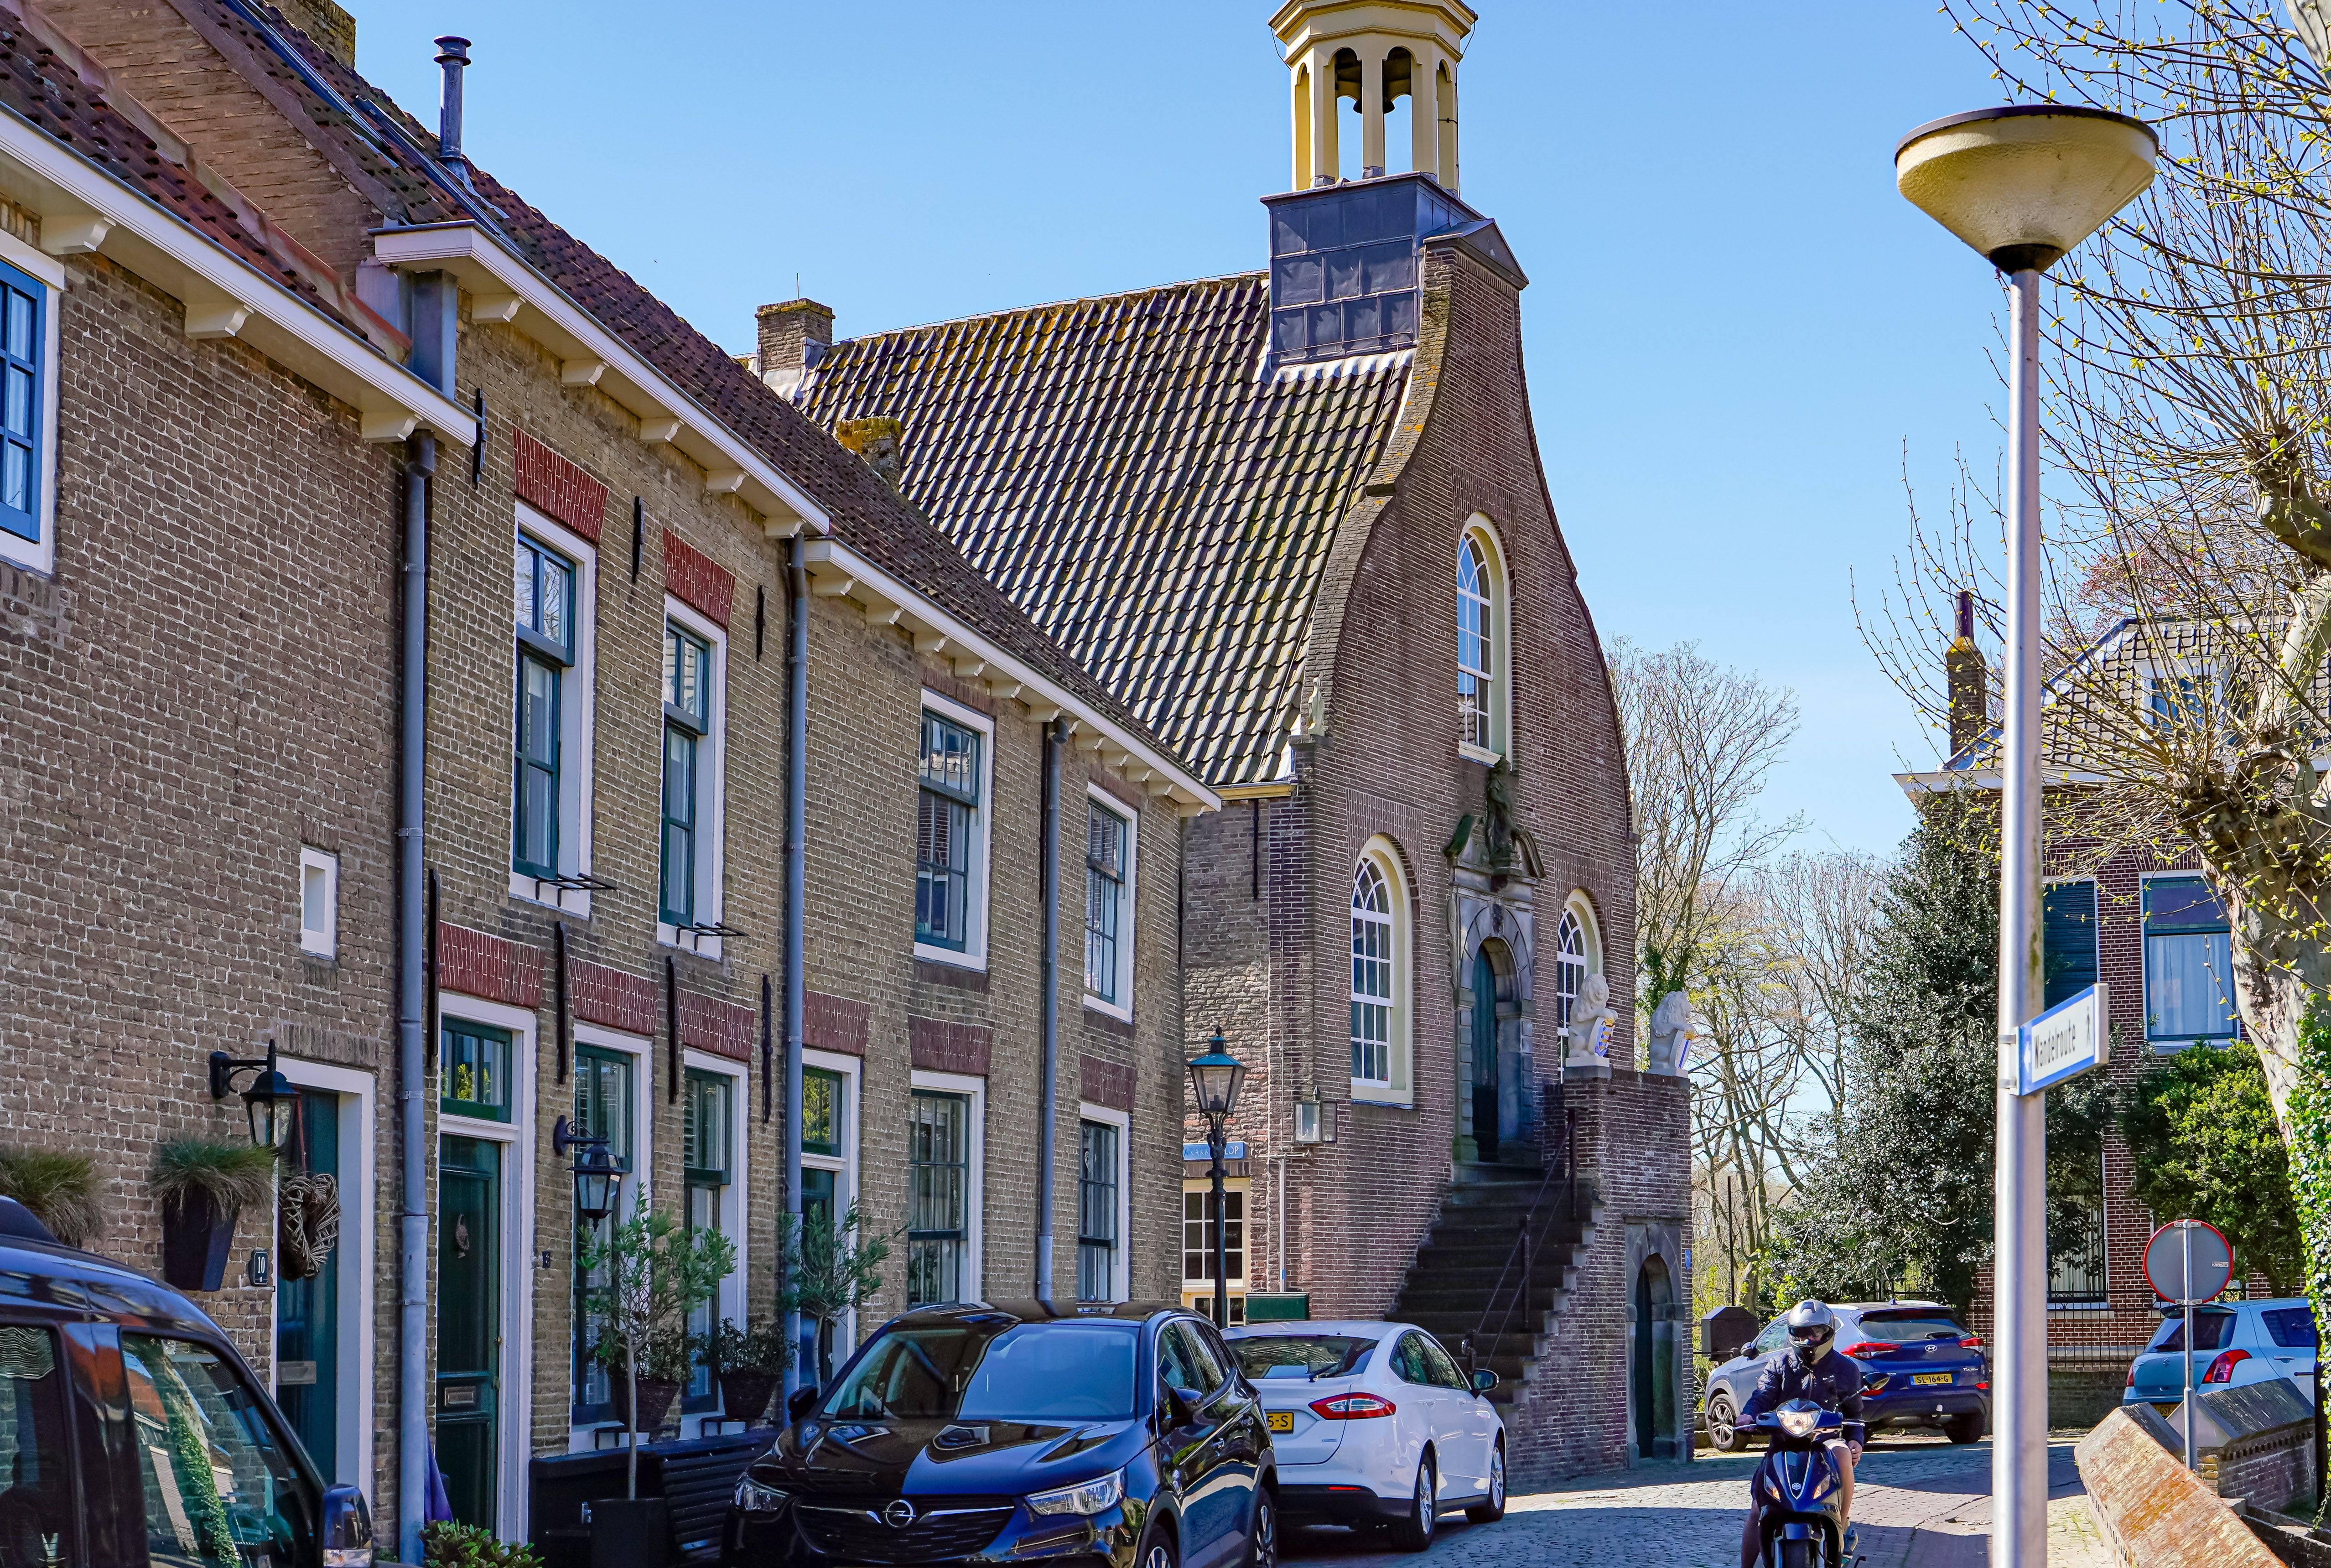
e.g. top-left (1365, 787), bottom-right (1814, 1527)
top-left (1647, 989), bottom-right (1696, 1076)
top-left (1567, 972), bottom-right (1615, 1065)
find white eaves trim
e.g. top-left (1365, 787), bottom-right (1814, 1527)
top-left (371, 221), bottom-right (830, 537)
top-left (1895, 765), bottom-right (2109, 800)
top-left (0, 107), bottom-right (471, 446)
top-left (801, 536), bottom-right (1220, 814)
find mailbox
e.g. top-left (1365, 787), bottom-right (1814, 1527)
top-left (1701, 1304), bottom-right (1759, 1362)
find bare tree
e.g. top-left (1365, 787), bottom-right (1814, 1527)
top-left (1758, 850), bottom-right (1890, 1126)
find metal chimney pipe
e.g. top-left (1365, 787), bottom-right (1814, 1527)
top-left (434, 36), bottom-right (471, 166)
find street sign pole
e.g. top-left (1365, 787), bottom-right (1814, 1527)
top-left (2182, 1224), bottom-right (2196, 1471)
top-left (2143, 1218), bottom-right (2232, 1475)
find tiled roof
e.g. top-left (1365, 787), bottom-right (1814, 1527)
top-left (211, 1), bottom-right (1177, 762)
top-left (792, 280), bottom-right (1417, 788)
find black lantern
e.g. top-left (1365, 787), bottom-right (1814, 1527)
top-left (1186, 1033), bottom-right (1247, 1130)
top-left (552, 1116), bottom-right (622, 1223)
top-left (209, 1041), bottom-right (298, 1151)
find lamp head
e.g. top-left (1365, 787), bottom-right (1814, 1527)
top-left (1896, 104), bottom-right (2157, 273)
top-left (241, 1044), bottom-right (297, 1151)
top-left (1187, 1033), bottom-right (1248, 1127)
top-left (572, 1142), bottom-right (621, 1224)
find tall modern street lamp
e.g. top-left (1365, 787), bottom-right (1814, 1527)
top-left (1186, 1032), bottom-right (1248, 1328)
top-left (1895, 105), bottom-right (2156, 1568)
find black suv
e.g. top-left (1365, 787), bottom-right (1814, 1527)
top-left (0, 1199), bottom-right (371, 1568)
top-left (724, 1300), bottom-right (1277, 1568)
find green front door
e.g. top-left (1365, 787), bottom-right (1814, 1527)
top-left (276, 1089), bottom-right (341, 1477)
top-left (1471, 950), bottom-right (1500, 1158)
top-left (438, 1136), bottom-right (502, 1530)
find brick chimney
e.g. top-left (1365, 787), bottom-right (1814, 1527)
top-left (272, 0), bottom-right (358, 69)
top-left (756, 299), bottom-right (834, 394)
top-left (1947, 589), bottom-right (1988, 758)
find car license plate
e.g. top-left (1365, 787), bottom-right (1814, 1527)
top-left (1268, 1412), bottom-right (1294, 1433)
top-left (1912, 1373), bottom-right (1953, 1386)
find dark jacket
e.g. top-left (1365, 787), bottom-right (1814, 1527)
top-left (1739, 1347), bottom-right (1864, 1423)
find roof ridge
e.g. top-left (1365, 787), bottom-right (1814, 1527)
top-left (827, 270), bottom-right (1269, 353)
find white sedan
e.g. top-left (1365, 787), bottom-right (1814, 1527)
top-left (1224, 1319), bottom-right (1506, 1550)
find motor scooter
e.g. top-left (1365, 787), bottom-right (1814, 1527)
top-left (1748, 1397), bottom-right (1864, 1568)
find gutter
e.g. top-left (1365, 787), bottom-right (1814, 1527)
top-left (782, 537), bottom-right (808, 1392)
top-left (395, 434), bottom-right (434, 1565)
top-left (1035, 719), bottom-right (1061, 1303)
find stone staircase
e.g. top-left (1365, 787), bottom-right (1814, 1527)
top-left (1389, 1158), bottom-right (1599, 1407)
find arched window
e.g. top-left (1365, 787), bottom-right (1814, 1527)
top-left (1458, 519), bottom-right (1510, 760)
top-left (1350, 840), bottom-right (1413, 1101)
top-left (1554, 910), bottom-right (1586, 1041)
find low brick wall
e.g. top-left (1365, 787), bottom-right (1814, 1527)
top-left (2078, 1405), bottom-right (2282, 1568)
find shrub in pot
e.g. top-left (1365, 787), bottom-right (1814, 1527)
top-left (601, 1324), bottom-right (692, 1437)
top-left (0, 1150), bottom-right (102, 1246)
top-left (149, 1139), bottom-right (275, 1291)
top-left (703, 1317), bottom-right (792, 1427)
top-left (576, 1204), bottom-right (734, 1496)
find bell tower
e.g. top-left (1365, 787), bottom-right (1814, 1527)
top-left (1272, 0), bottom-right (1477, 192)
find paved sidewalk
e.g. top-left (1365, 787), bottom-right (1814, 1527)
top-left (1282, 1435), bottom-right (2109, 1568)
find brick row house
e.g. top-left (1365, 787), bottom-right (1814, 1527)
top-left (0, 0), bottom-right (1213, 1553)
top-left (779, 0), bottom-right (1689, 1480)
top-left (1899, 605), bottom-right (2257, 1422)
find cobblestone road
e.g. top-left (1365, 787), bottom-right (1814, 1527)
top-left (1281, 1434), bottom-right (2108, 1568)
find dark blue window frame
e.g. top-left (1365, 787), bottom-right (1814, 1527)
top-left (2042, 882), bottom-right (2099, 1011)
top-left (0, 258), bottom-right (44, 543)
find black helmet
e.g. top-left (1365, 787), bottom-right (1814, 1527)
top-left (1783, 1300), bottom-right (1836, 1366)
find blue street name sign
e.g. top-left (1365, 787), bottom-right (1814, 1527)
top-left (2017, 982), bottom-right (2108, 1096)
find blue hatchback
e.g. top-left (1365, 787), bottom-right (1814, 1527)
top-left (1702, 1301), bottom-right (1989, 1450)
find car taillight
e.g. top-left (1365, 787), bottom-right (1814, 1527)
top-left (2204, 1349), bottom-right (2251, 1384)
top-left (1960, 1337), bottom-right (1983, 1350)
top-left (1310, 1393), bottom-right (1397, 1420)
top-left (2127, 1365), bottom-right (2136, 1387)
top-left (1975, 1381), bottom-right (1989, 1391)
top-left (1840, 1343), bottom-right (1889, 1359)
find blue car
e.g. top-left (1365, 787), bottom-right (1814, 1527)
top-left (1702, 1301), bottom-right (1988, 1451)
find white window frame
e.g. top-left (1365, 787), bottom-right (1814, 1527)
top-left (0, 231), bottom-right (61, 577)
top-left (298, 847), bottom-right (338, 959)
top-left (658, 597), bottom-right (728, 960)
top-left (1556, 890), bottom-right (1604, 1049)
top-left (432, 995), bottom-right (537, 1537)
top-left (913, 691), bottom-right (995, 971)
top-left (1350, 836), bottom-right (1414, 1106)
top-left (681, 1049), bottom-right (748, 1437)
top-left (566, 1023), bottom-right (653, 1450)
top-left (1083, 788), bottom-right (1137, 1020)
top-left (802, 1049), bottom-right (861, 1366)
top-left (1075, 1102), bottom-right (1132, 1303)
top-left (1457, 515), bottom-right (1512, 764)
top-left (2138, 868), bottom-right (2240, 1052)
top-left (509, 503), bottom-right (599, 919)
top-left (1181, 1175), bottom-right (1251, 1325)
top-left (267, 1056), bottom-right (377, 1491)
top-left (909, 1067), bottom-right (986, 1301)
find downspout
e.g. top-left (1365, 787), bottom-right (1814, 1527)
top-left (1036, 719), bottom-right (1062, 1304)
top-left (396, 432), bottom-right (435, 1565)
top-left (782, 537), bottom-right (808, 1392)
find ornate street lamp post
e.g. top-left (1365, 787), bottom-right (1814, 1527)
top-left (1186, 1032), bottom-right (1248, 1327)
top-left (1895, 104), bottom-right (2155, 1568)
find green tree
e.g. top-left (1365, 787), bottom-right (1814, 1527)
top-left (2119, 1042), bottom-right (2302, 1295)
top-left (1769, 798), bottom-right (2109, 1319)
top-left (576, 1205), bottom-right (735, 1496)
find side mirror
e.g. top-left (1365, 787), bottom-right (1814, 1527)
top-left (1471, 1369), bottom-right (1500, 1396)
top-left (320, 1484), bottom-right (372, 1568)
top-left (1166, 1386), bottom-right (1203, 1427)
top-left (787, 1386), bottom-right (820, 1423)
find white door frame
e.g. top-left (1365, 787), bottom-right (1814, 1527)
top-left (271, 1055), bottom-right (377, 1492)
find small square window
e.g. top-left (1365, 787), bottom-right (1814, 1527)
top-left (298, 848), bottom-right (337, 959)
top-left (440, 1021), bottom-right (512, 1121)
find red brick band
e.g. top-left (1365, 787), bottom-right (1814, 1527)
top-left (679, 990), bottom-right (757, 1064)
top-left (571, 959), bottom-right (658, 1037)
top-left (805, 991), bottom-right (869, 1056)
top-left (663, 532), bottom-right (735, 628)
top-left (435, 923), bottom-right (544, 1009)
top-left (1080, 1054), bottom-right (1137, 1112)
top-left (909, 1016), bottom-right (992, 1077)
top-left (513, 429), bottom-right (609, 543)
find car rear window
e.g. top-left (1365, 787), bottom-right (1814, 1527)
top-left (1228, 1335), bottom-right (1374, 1379)
top-left (2151, 1311), bottom-right (2236, 1353)
top-left (2263, 1308), bottom-right (2320, 1349)
top-left (1851, 1314), bottom-right (1966, 1344)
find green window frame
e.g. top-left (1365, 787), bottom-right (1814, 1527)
top-left (0, 260), bottom-right (42, 544)
top-left (916, 712), bottom-right (981, 952)
top-left (803, 1067), bottom-right (844, 1158)
top-left (1077, 1119), bottom-right (1120, 1302)
top-left (906, 1090), bottom-right (969, 1306)
top-left (683, 1069), bottom-right (735, 1405)
top-left (514, 535), bottom-right (576, 880)
top-left (439, 1021), bottom-right (511, 1122)
top-left (571, 1045), bottom-right (634, 1417)
top-left (661, 622), bottom-right (712, 926)
top-left (1085, 803), bottom-right (1128, 1005)
top-left (2042, 881), bottom-right (2099, 1011)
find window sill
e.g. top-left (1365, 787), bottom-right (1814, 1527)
top-left (1458, 743), bottom-right (1504, 767)
top-left (510, 870), bottom-right (594, 920)
top-left (1083, 995), bottom-right (1133, 1025)
top-left (0, 523), bottom-right (51, 577)
top-left (659, 922), bottom-right (724, 962)
top-left (439, 1111), bottom-right (516, 1140)
top-left (1349, 1088), bottom-right (1414, 1110)
top-left (914, 942), bottom-right (987, 974)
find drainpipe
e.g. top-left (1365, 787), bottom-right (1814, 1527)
top-left (396, 433), bottom-right (435, 1566)
top-left (1035, 719), bottom-right (1061, 1304)
top-left (782, 537), bottom-right (808, 1392)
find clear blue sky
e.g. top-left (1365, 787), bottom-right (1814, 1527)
top-left (343, 0), bottom-right (2013, 858)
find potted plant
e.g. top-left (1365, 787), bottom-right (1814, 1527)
top-left (702, 1318), bottom-right (791, 1428)
top-left (0, 1149), bottom-right (102, 1246)
top-left (148, 1138), bottom-right (276, 1291)
top-left (576, 1204), bottom-right (735, 1502)
top-left (778, 1202), bottom-right (891, 1389)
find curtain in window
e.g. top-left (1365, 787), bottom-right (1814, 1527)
top-left (1350, 861), bottom-right (1394, 1082)
top-left (2144, 877), bottom-right (2238, 1042)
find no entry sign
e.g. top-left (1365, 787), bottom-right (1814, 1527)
top-left (2144, 1219), bottom-right (2233, 1305)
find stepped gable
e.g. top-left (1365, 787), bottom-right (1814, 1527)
top-left (220, 0), bottom-right (1171, 761)
top-left (791, 278), bottom-right (1416, 788)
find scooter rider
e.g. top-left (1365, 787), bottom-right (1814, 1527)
top-left (1737, 1301), bottom-right (1864, 1568)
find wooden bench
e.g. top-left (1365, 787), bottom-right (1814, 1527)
top-left (530, 1433), bottom-right (770, 1568)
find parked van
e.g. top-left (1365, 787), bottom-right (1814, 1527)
top-left (0, 1197), bottom-right (371, 1568)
